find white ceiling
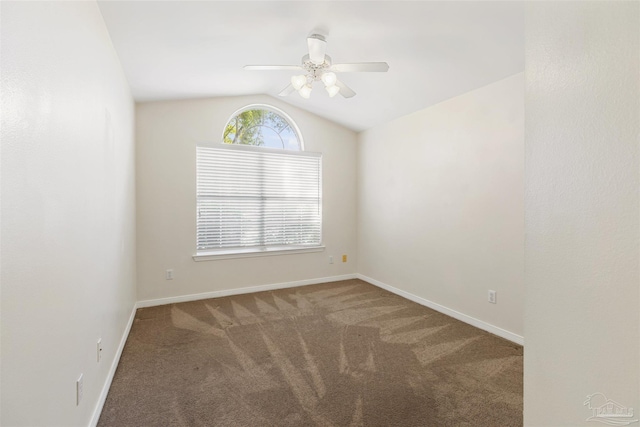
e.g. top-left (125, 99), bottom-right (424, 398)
top-left (98, 1), bottom-right (524, 132)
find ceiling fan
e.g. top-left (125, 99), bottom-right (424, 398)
top-left (244, 34), bottom-right (389, 99)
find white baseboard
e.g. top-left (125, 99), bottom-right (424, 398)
top-left (89, 302), bottom-right (137, 427)
top-left (357, 274), bottom-right (524, 346)
top-left (136, 274), bottom-right (358, 308)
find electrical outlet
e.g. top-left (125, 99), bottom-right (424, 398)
top-left (488, 290), bottom-right (497, 304)
top-left (97, 339), bottom-right (103, 363)
top-left (165, 269), bottom-right (174, 280)
top-left (76, 374), bottom-right (84, 405)
top-left (342, 254), bottom-right (347, 263)
top-left (329, 256), bottom-right (334, 264)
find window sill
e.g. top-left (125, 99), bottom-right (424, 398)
top-left (193, 245), bottom-right (325, 261)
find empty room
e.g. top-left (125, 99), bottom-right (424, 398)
top-left (1, 1), bottom-right (638, 426)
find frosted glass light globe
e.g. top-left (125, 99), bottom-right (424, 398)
top-left (321, 72), bottom-right (337, 87)
top-left (326, 85), bottom-right (340, 98)
top-left (291, 75), bottom-right (307, 90)
top-left (298, 85), bottom-right (312, 99)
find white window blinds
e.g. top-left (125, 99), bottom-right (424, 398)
top-left (197, 144), bottom-right (322, 253)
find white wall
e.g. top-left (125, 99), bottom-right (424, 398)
top-left (0, 2), bottom-right (136, 426)
top-left (135, 95), bottom-right (357, 301)
top-left (357, 73), bottom-right (525, 338)
top-left (524, 3), bottom-right (639, 425)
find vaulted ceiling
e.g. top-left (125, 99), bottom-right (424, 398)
top-left (98, 1), bottom-right (524, 132)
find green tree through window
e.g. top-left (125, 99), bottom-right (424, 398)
top-left (223, 107), bottom-right (301, 150)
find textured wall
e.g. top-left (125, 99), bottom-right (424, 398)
top-left (357, 73), bottom-right (525, 338)
top-left (0, 2), bottom-right (136, 425)
top-left (524, 2), bottom-right (639, 425)
top-left (135, 95), bottom-right (358, 301)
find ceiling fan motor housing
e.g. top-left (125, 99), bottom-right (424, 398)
top-left (301, 54), bottom-right (332, 81)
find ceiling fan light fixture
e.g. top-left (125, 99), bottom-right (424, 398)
top-left (326, 84), bottom-right (340, 98)
top-left (291, 75), bottom-right (307, 91)
top-left (321, 72), bottom-right (337, 87)
top-left (298, 85), bottom-right (312, 99)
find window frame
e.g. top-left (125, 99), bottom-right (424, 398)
top-left (193, 106), bottom-right (323, 261)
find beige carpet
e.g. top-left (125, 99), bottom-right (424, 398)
top-left (98, 279), bottom-right (522, 426)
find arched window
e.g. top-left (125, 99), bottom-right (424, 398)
top-left (222, 105), bottom-right (303, 151)
top-left (195, 105), bottom-right (322, 259)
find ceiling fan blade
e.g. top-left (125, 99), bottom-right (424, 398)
top-left (330, 62), bottom-right (389, 73)
top-left (243, 65), bottom-right (302, 71)
top-left (307, 34), bottom-right (327, 65)
top-left (335, 79), bottom-right (356, 98)
top-left (278, 84), bottom-right (296, 97)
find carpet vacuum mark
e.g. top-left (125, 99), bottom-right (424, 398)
top-left (99, 279), bottom-right (523, 426)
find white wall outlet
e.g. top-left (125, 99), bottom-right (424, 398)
top-left (165, 269), bottom-right (174, 280)
top-left (76, 374), bottom-right (84, 405)
top-left (329, 256), bottom-right (334, 264)
top-left (97, 339), bottom-right (102, 363)
top-left (488, 290), bottom-right (497, 304)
